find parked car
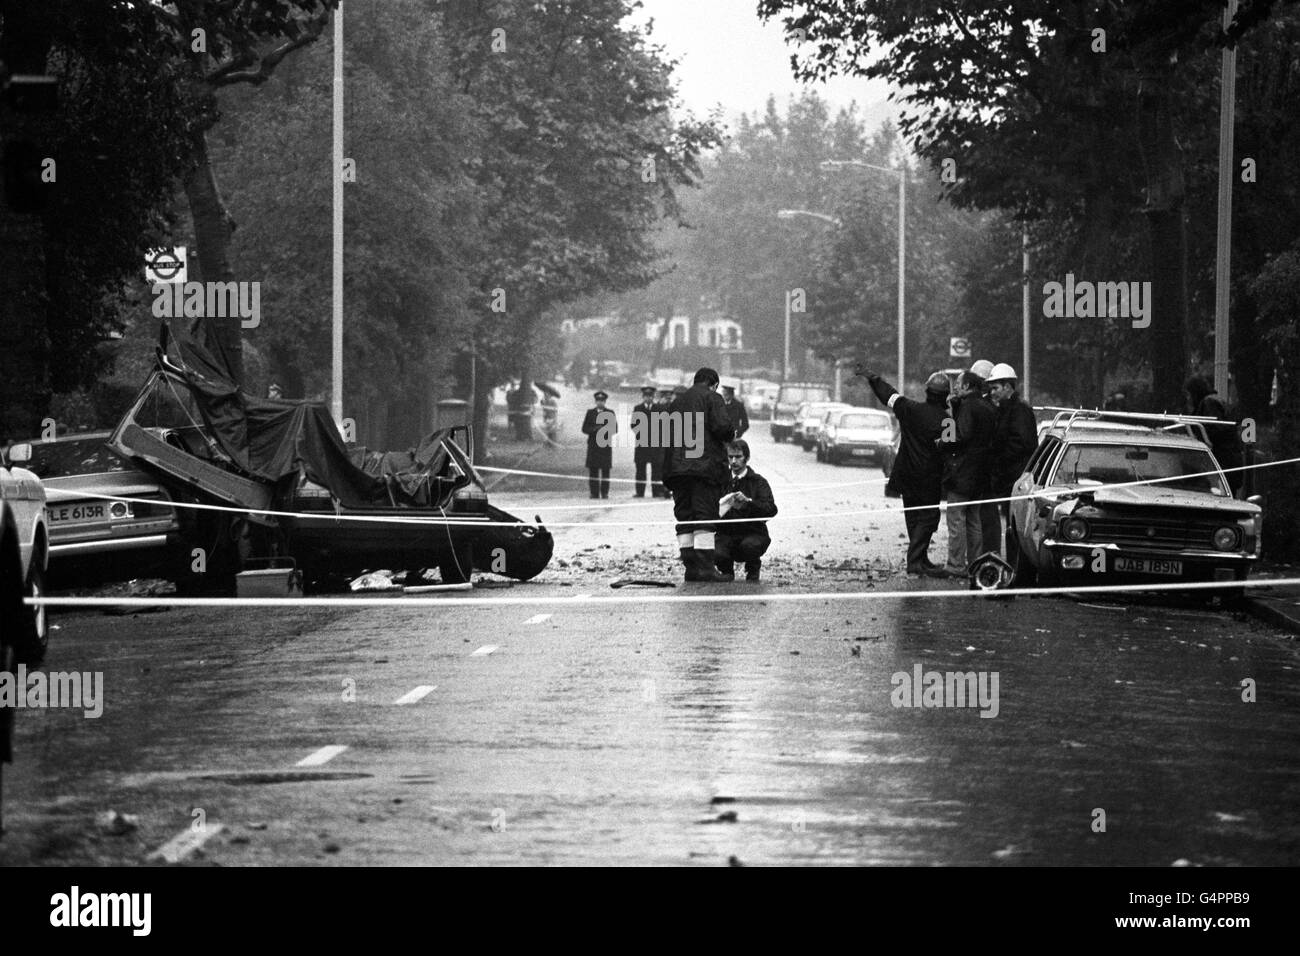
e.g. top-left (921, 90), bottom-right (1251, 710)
top-left (107, 325), bottom-right (553, 592)
top-left (1006, 412), bottom-right (1263, 599)
top-left (742, 380), bottom-right (780, 420)
top-left (21, 432), bottom-right (186, 586)
top-left (1, 442), bottom-right (48, 664)
top-left (770, 382), bottom-right (831, 443)
top-left (796, 401), bottom-right (850, 451)
top-left (817, 407), bottom-right (896, 468)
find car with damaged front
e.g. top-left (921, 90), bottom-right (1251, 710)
top-left (20, 432), bottom-right (187, 587)
top-left (1006, 412), bottom-right (1262, 599)
top-left (104, 323), bottom-right (553, 592)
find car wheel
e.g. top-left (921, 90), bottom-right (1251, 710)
top-left (1006, 523), bottom-right (1037, 589)
top-left (439, 542), bottom-right (474, 585)
top-left (18, 562), bottom-right (49, 667)
top-left (815, 445), bottom-right (824, 462)
top-left (829, 450), bottom-right (841, 467)
top-left (1206, 568), bottom-right (1248, 609)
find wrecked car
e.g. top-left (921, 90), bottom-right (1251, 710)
top-left (1007, 411), bottom-right (1262, 599)
top-left (105, 323), bottom-right (552, 591)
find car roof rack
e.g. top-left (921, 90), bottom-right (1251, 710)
top-left (1034, 406), bottom-right (1225, 445)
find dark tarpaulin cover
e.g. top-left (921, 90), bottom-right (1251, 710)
top-left (159, 322), bottom-right (438, 509)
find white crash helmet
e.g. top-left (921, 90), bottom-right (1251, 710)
top-left (969, 359), bottom-right (995, 380)
top-left (987, 363), bottom-right (1018, 383)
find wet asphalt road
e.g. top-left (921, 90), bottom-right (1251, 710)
top-left (3, 427), bottom-right (1298, 866)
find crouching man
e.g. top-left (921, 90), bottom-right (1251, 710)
top-left (715, 439), bottom-right (777, 581)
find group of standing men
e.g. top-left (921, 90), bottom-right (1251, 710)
top-left (580, 369), bottom-right (773, 582)
top-left (583, 379), bottom-right (750, 500)
top-left (857, 360), bottom-right (1037, 577)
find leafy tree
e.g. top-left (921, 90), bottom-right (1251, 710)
top-left (757, 0), bottom-right (1295, 410)
top-left (213, 0), bottom-right (481, 447)
top-left (438, 0), bottom-right (723, 453)
top-left (0, 1), bottom-right (193, 437)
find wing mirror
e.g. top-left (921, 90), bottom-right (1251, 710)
top-left (5, 442), bottom-right (33, 467)
top-left (1246, 494), bottom-right (1264, 506)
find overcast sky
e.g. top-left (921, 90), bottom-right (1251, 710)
top-left (628, 0), bottom-right (897, 128)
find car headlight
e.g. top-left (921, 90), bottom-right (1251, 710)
top-left (1061, 517), bottom-right (1089, 542)
top-left (1212, 526), bottom-right (1239, 551)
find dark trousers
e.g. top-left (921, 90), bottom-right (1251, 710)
top-left (635, 456), bottom-right (664, 497)
top-left (716, 533), bottom-right (769, 572)
top-left (668, 476), bottom-right (720, 536)
top-left (902, 491), bottom-right (941, 569)
top-left (979, 500), bottom-right (1001, 557)
top-left (588, 469), bottom-right (610, 498)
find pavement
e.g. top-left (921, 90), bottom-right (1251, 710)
top-left (1242, 572), bottom-right (1300, 635)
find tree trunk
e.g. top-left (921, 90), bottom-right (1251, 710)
top-left (0, 0), bottom-right (54, 437)
top-left (1144, 207), bottom-right (1188, 411)
top-left (183, 130), bottom-right (245, 385)
top-left (1138, 79), bottom-right (1189, 412)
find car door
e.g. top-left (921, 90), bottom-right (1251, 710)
top-left (1010, 437), bottom-right (1058, 551)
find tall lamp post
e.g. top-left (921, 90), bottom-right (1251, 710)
top-left (776, 209), bottom-right (842, 383)
top-left (822, 159), bottom-right (906, 388)
top-left (331, 2), bottom-right (345, 431)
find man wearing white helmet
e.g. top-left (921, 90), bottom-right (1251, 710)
top-left (987, 363), bottom-right (1038, 551)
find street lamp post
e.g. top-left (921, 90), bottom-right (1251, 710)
top-left (822, 159), bottom-right (906, 388)
top-left (331, 2), bottom-right (345, 432)
top-left (776, 208), bottom-right (842, 384)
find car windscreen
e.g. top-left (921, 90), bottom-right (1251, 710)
top-left (27, 439), bottom-right (130, 478)
top-left (838, 413), bottom-right (889, 429)
top-left (1052, 444), bottom-right (1229, 496)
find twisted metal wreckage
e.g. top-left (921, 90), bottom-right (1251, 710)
top-left (105, 322), bottom-right (553, 590)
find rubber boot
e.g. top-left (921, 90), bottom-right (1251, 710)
top-left (693, 549), bottom-right (731, 583)
top-left (744, 559), bottom-right (761, 582)
top-left (680, 548), bottom-right (702, 582)
top-left (715, 555), bottom-right (736, 582)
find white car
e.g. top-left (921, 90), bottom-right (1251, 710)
top-left (2, 442), bottom-right (49, 665)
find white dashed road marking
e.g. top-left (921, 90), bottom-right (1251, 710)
top-left (394, 685), bottom-right (436, 705)
top-left (471, 645), bottom-right (498, 656)
top-left (296, 744), bottom-right (349, 767)
top-left (523, 613), bottom-right (552, 624)
top-left (149, 823), bottom-right (226, 863)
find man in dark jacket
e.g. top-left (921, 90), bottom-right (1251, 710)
top-left (1186, 375), bottom-right (1245, 495)
top-left (581, 390), bottom-right (617, 499)
top-left (715, 439), bottom-right (777, 581)
top-left (987, 365), bottom-right (1038, 548)
top-left (632, 385), bottom-right (660, 498)
top-left (720, 379), bottom-right (750, 438)
top-left (857, 365), bottom-right (949, 575)
top-left (940, 370), bottom-right (997, 574)
top-left (662, 367), bottom-right (735, 581)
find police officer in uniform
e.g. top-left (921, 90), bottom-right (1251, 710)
top-left (856, 365), bottom-right (950, 575)
top-left (719, 378), bottom-right (750, 439)
top-left (581, 390), bottom-right (617, 499)
top-left (633, 385), bottom-right (659, 497)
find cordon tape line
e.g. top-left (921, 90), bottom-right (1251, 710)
top-left (477, 463), bottom-right (889, 490)
top-left (39, 455), bottom-right (1300, 529)
top-left (25, 576), bottom-right (1300, 609)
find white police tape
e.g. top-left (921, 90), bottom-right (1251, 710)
top-left (40, 454), bottom-right (1298, 528)
top-left (24, 575), bottom-right (1300, 609)
top-left (477, 464), bottom-right (889, 491)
